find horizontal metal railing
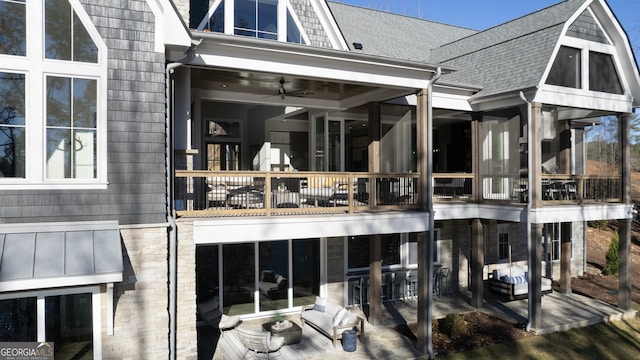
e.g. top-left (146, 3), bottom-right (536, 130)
top-left (174, 171), bottom-right (420, 217)
top-left (478, 174), bottom-right (622, 204)
top-left (432, 173), bottom-right (475, 201)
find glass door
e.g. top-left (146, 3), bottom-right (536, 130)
top-left (207, 143), bottom-right (240, 171)
top-left (311, 113), bottom-right (344, 171)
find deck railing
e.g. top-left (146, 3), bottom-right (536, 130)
top-left (174, 171), bottom-right (622, 217)
top-left (477, 174), bottom-right (622, 204)
top-left (174, 171), bottom-right (420, 217)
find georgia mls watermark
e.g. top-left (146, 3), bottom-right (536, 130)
top-left (0, 343), bottom-right (53, 360)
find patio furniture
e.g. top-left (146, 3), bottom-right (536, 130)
top-left (300, 297), bottom-right (364, 347)
top-left (435, 267), bottom-right (450, 296)
top-left (405, 270), bottom-right (417, 298)
top-left (197, 297), bottom-right (241, 336)
top-left (262, 320), bottom-right (302, 345)
top-left (237, 326), bottom-right (285, 359)
top-left (490, 266), bottom-right (553, 300)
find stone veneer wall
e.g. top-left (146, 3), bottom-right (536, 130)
top-left (176, 221), bottom-right (198, 359)
top-left (102, 226), bottom-right (170, 359)
top-left (326, 237), bottom-right (346, 306)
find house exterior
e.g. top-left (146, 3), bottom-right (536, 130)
top-left (0, 0), bottom-right (638, 359)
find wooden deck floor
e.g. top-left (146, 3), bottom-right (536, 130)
top-left (201, 317), bottom-right (343, 360)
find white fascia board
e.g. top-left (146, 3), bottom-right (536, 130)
top-left (148, 0), bottom-right (192, 51)
top-left (529, 203), bottom-right (633, 223)
top-left (0, 220), bottom-right (119, 234)
top-left (193, 212), bottom-right (430, 244)
top-left (0, 273), bottom-right (123, 293)
top-left (434, 203), bottom-right (633, 224)
top-left (192, 40), bottom-right (434, 89)
top-left (536, 86), bottom-right (633, 113)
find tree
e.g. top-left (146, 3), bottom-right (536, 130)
top-left (602, 231), bottom-right (619, 276)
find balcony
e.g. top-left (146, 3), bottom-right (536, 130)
top-left (174, 171), bottom-right (420, 217)
top-left (174, 171), bottom-right (622, 218)
top-left (469, 174), bottom-right (622, 204)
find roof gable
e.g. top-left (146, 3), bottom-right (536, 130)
top-left (431, 0), bottom-right (585, 64)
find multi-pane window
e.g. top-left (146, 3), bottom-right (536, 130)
top-left (0, 0), bottom-right (104, 186)
top-left (46, 76), bottom-right (97, 179)
top-left (542, 223), bottom-right (563, 262)
top-left (45, 0), bottom-right (98, 62)
top-left (546, 45), bottom-right (624, 95)
top-left (194, 0), bottom-right (309, 44)
top-left (497, 224), bottom-right (510, 261)
top-left (0, 0), bottom-right (26, 56)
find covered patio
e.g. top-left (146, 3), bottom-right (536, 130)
top-left (198, 291), bottom-right (635, 359)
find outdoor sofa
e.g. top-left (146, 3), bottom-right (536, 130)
top-left (300, 297), bottom-right (364, 347)
top-left (489, 266), bottom-right (553, 300)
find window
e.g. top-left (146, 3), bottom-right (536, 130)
top-left (348, 235), bottom-right (401, 270)
top-left (546, 46), bottom-right (581, 88)
top-left (497, 224), bottom-right (510, 261)
top-left (0, 0), bottom-right (106, 188)
top-left (46, 76), bottom-right (97, 179)
top-left (194, 0), bottom-right (309, 44)
top-left (589, 51), bottom-right (623, 94)
top-left (0, 288), bottom-right (100, 359)
top-left (542, 223), bottom-right (565, 262)
top-left (0, 0), bottom-right (26, 56)
top-left (0, 72), bottom-right (25, 177)
top-left (45, 0), bottom-right (98, 63)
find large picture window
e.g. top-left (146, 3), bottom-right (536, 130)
top-left (0, 288), bottom-right (100, 359)
top-left (0, 0), bottom-right (106, 188)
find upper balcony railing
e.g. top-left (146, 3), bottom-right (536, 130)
top-left (174, 171), bottom-right (420, 217)
top-left (469, 174), bottom-right (622, 204)
top-left (174, 172), bottom-right (622, 217)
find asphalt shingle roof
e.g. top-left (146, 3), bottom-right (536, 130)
top-left (431, 0), bottom-right (586, 98)
top-left (326, 1), bottom-right (477, 63)
top-left (328, 0), bottom-right (589, 98)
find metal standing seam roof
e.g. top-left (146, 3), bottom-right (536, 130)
top-left (0, 221), bottom-right (123, 292)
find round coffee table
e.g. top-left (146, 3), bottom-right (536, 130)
top-left (262, 321), bottom-right (302, 345)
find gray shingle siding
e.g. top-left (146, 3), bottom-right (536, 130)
top-left (0, 0), bottom-right (167, 225)
top-left (567, 10), bottom-right (610, 44)
top-left (291, 0), bottom-right (334, 49)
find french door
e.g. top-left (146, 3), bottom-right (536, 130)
top-left (206, 142), bottom-right (240, 171)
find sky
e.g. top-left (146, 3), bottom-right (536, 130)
top-left (332, 0), bottom-right (640, 67)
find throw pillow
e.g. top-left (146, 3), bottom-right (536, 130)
top-left (333, 308), bottom-right (348, 326)
top-left (313, 296), bottom-right (327, 313)
top-left (339, 310), bottom-right (353, 325)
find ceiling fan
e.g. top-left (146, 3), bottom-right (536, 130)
top-left (276, 78), bottom-right (312, 99)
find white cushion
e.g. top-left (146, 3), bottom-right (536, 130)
top-left (313, 296), bottom-right (327, 312)
top-left (333, 308), bottom-right (348, 326)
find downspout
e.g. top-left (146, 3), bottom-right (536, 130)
top-left (426, 67), bottom-right (441, 360)
top-left (166, 40), bottom-right (200, 360)
top-left (519, 91), bottom-right (533, 332)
